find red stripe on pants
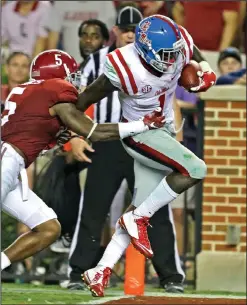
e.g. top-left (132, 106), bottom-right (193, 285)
top-left (124, 137), bottom-right (190, 176)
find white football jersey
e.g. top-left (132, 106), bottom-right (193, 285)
top-left (103, 26), bottom-right (194, 122)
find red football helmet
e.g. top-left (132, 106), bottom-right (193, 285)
top-left (30, 49), bottom-right (81, 88)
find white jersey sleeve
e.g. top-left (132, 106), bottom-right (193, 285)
top-left (103, 48), bottom-right (139, 96)
top-left (178, 25), bottom-right (194, 64)
top-left (103, 55), bottom-right (122, 91)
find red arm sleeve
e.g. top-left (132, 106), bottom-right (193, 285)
top-left (45, 79), bottom-right (78, 107)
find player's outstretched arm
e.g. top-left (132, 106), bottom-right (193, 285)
top-left (51, 103), bottom-right (120, 141)
top-left (51, 103), bottom-right (165, 142)
top-left (76, 74), bottom-right (117, 112)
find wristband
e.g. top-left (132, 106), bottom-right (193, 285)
top-left (118, 121), bottom-right (148, 139)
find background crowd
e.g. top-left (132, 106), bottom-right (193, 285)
top-left (1, 0), bottom-right (246, 292)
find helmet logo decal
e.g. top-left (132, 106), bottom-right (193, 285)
top-left (139, 20), bottom-right (152, 46)
top-left (140, 20), bottom-right (151, 32)
top-left (139, 32), bottom-right (151, 46)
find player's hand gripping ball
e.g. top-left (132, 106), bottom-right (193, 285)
top-left (179, 60), bottom-right (216, 92)
top-left (178, 60), bottom-right (202, 91)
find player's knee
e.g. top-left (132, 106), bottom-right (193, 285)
top-left (36, 219), bottom-right (61, 244)
top-left (192, 158), bottom-right (207, 179)
top-left (46, 219), bottom-right (61, 242)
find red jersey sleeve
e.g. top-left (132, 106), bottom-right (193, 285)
top-left (45, 79), bottom-right (78, 107)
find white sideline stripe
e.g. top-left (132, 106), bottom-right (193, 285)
top-left (78, 292), bottom-right (246, 304)
top-left (78, 295), bottom-right (131, 304)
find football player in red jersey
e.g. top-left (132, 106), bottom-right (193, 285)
top-left (1, 49), bottom-right (165, 271)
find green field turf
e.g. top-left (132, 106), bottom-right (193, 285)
top-left (2, 283), bottom-right (246, 305)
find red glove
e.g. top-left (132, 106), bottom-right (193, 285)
top-left (143, 107), bottom-right (165, 129)
top-left (190, 61), bottom-right (216, 93)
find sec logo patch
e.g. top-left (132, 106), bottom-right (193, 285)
top-left (142, 85), bottom-right (152, 93)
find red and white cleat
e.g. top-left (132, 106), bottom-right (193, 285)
top-left (118, 211), bottom-right (153, 258)
top-left (82, 266), bottom-right (112, 297)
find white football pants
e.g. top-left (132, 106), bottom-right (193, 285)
top-left (1, 142), bottom-right (57, 229)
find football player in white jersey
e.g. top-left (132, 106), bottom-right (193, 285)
top-left (76, 15), bottom-right (216, 297)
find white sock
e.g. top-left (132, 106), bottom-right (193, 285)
top-left (1, 252), bottom-right (11, 271)
top-left (98, 225), bottom-right (130, 269)
top-left (134, 177), bottom-right (178, 218)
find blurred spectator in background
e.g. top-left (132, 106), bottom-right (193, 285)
top-left (1, 1), bottom-right (51, 57)
top-left (1, 52), bottom-right (30, 107)
top-left (216, 47), bottom-right (246, 85)
top-left (34, 1), bottom-right (116, 62)
top-left (139, 1), bottom-right (168, 17)
top-left (233, 1), bottom-right (246, 51)
top-left (172, 1), bottom-right (240, 51)
top-left (113, 1), bottom-right (173, 21)
top-left (113, 1), bottom-right (138, 11)
top-left (77, 19), bottom-right (109, 69)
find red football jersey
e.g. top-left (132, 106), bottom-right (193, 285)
top-left (1, 78), bottom-right (78, 167)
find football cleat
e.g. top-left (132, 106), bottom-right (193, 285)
top-left (118, 211), bottom-right (153, 258)
top-left (82, 266), bottom-right (112, 297)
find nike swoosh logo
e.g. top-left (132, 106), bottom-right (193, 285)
top-left (134, 239), bottom-right (153, 255)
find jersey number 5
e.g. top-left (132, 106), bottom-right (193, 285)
top-left (1, 87), bottom-right (26, 126)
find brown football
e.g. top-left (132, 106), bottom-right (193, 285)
top-left (178, 60), bottom-right (201, 90)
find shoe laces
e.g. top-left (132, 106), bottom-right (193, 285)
top-left (134, 216), bottom-right (152, 247)
top-left (102, 267), bottom-right (112, 288)
top-left (92, 268), bottom-right (112, 287)
top-left (92, 272), bottom-right (102, 283)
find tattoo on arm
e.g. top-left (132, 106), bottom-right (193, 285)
top-left (52, 103), bottom-right (120, 141)
top-left (76, 74), bottom-right (117, 112)
top-left (192, 45), bottom-right (206, 63)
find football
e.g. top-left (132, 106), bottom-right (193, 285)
top-left (178, 60), bottom-right (201, 90)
